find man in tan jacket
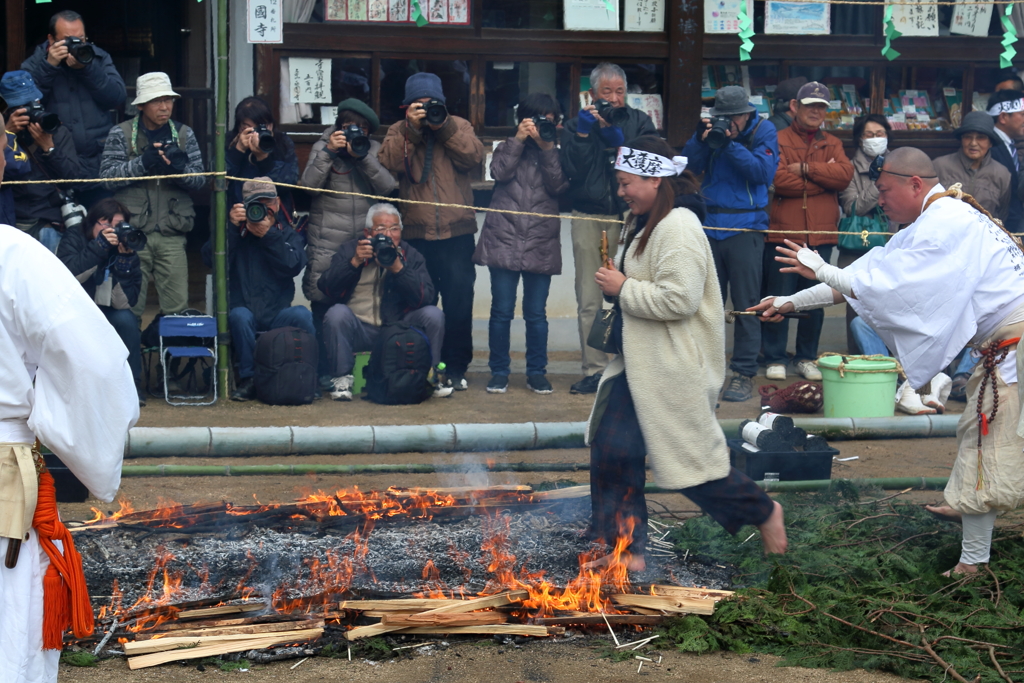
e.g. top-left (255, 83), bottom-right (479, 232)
top-left (379, 73), bottom-right (484, 390)
top-left (763, 81), bottom-right (853, 382)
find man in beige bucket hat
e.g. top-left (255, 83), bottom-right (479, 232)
top-left (100, 72), bottom-right (206, 320)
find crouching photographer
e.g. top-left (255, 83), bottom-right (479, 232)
top-left (318, 203), bottom-right (449, 401)
top-left (56, 198), bottom-right (145, 405)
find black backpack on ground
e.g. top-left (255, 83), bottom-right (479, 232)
top-left (364, 322), bottom-right (434, 405)
top-left (254, 326), bottom-right (318, 405)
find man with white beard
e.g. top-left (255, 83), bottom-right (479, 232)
top-left (1, 129), bottom-right (138, 682)
top-left (753, 147), bottom-right (1024, 577)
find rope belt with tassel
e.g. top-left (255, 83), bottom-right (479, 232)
top-left (974, 337), bottom-right (1021, 490)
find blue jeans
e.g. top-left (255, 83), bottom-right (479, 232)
top-left (101, 306), bottom-right (141, 383)
top-left (38, 227), bottom-right (62, 254)
top-left (488, 268), bottom-right (551, 377)
top-left (849, 316), bottom-right (890, 356)
top-left (229, 305), bottom-right (315, 379)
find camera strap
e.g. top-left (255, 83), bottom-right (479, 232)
top-left (129, 116), bottom-right (180, 156)
top-left (404, 126), bottom-right (435, 185)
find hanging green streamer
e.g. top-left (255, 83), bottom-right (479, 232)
top-left (411, 0), bottom-right (429, 26)
top-left (1001, 4), bottom-right (1018, 69)
top-left (882, 5), bottom-right (902, 61)
top-left (738, 0), bottom-right (754, 62)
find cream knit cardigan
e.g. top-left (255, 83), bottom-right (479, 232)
top-left (585, 206), bottom-right (731, 490)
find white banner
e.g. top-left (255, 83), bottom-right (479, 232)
top-left (950, 0), bottom-right (993, 37)
top-left (247, 0), bottom-right (282, 44)
top-left (289, 58), bottom-right (332, 104)
top-left (625, 0), bottom-right (665, 31)
top-left (888, 0), bottom-right (939, 37)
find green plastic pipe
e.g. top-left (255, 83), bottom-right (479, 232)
top-left (125, 415), bottom-right (961, 458)
top-left (213, 0), bottom-right (230, 402)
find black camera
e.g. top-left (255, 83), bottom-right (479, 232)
top-left (529, 117), bottom-right (558, 143)
top-left (370, 232), bottom-right (398, 267)
top-left (25, 100), bottom-right (60, 134)
top-left (113, 220), bottom-right (147, 252)
top-left (154, 140), bottom-right (189, 171)
top-left (705, 115), bottom-right (733, 150)
top-left (63, 36), bottom-right (95, 65)
top-left (59, 191), bottom-right (86, 231)
top-left (423, 99), bottom-right (448, 127)
top-left (253, 124), bottom-right (275, 153)
top-left (244, 197), bottom-right (270, 224)
top-left (342, 123), bottom-right (370, 157)
top-left (594, 99), bottom-right (629, 127)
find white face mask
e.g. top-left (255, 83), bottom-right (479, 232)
top-left (861, 137), bottom-right (887, 157)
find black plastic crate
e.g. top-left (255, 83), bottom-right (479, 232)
top-left (727, 439), bottom-right (837, 482)
top-left (43, 452), bottom-right (89, 503)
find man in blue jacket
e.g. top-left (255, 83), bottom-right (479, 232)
top-left (21, 9), bottom-right (126, 208)
top-left (683, 85), bottom-right (779, 402)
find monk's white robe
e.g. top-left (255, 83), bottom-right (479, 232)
top-left (0, 226), bottom-right (138, 683)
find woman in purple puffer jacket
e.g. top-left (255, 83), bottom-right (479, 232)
top-left (473, 93), bottom-right (569, 395)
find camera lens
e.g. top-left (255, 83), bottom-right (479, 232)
top-left (255, 124), bottom-right (275, 153)
top-left (424, 99), bottom-right (448, 127)
top-left (27, 102), bottom-right (61, 134)
top-left (344, 124), bottom-right (371, 157)
top-left (595, 99), bottom-right (629, 128)
top-left (371, 233), bottom-right (398, 267)
top-left (705, 116), bottom-right (732, 150)
top-left (65, 37), bottom-right (95, 65)
top-left (114, 222), bottom-right (148, 251)
top-left (245, 201), bottom-right (269, 223)
top-left (534, 118), bottom-right (557, 142)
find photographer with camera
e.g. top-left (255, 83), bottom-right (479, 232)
top-left (681, 85), bottom-right (779, 402)
top-left (560, 63), bottom-right (657, 394)
top-left (227, 96), bottom-right (298, 211)
top-left (56, 198), bottom-right (145, 405)
top-left (206, 178), bottom-right (312, 402)
top-left (300, 98), bottom-right (397, 387)
top-left (1, 111), bottom-right (33, 228)
top-left (21, 10), bottom-right (126, 208)
top-left (318, 203), bottom-right (448, 401)
top-left (101, 72), bottom-right (206, 321)
top-left (379, 73), bottom-right (484, 391)
top-left (1, 70), bottom-right (82, 254)
top-left (473, 93), bottom-right (568, 395)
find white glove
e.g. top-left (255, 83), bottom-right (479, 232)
top-left (796, 248), bottom-right (855, 297)
top-left (762, 283), bottom-right (836, 312)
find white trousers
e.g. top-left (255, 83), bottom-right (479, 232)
top-left (960, 510), bottom-right (999, 565)
top-left (0, 533), bottom-right (59, 683)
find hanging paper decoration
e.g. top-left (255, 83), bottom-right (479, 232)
top-left (1001, 4), bottom-right (1018, 69)
top-left (882, 4), bottom-right (902, 61)
top-left (411, 0), bottom-right (429, 25)
top-left (738, 0), bottom-right (754, 61)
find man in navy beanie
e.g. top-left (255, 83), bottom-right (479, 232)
top-left (380, 72), bottom-right (484, 391)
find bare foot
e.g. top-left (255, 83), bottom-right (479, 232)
top-left (582, 552), bottom-right (647, 572)
top-left (941, 562), bottom-right (978, 577)
top-left (758, 501), bottom-right (788, 554)
top-left (924, 504), bottom-right (963, 523)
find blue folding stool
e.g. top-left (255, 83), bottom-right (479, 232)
top-left (159, 315), bottom-right (218, 405)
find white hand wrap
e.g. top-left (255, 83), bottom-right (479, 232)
top-left (796, 248), bottom-right (855, 297)
top-left (763, 283), bottom-right (836, 312)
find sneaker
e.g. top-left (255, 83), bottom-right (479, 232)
top-left (230, 377), bottom-right (256, 402)
top-left (137, 386), bottom-right (147, 408)
top-left (433, 384), bottom-right (454, 398)
top-left (319, 374), bottom-right (335, 391)
top-left (570, 372), bottom-right (602, 394)
top-left (330, 374), bottom-right (354, 401)
top-left (921, 372), bottom-right (952, 414)
top-left (896, 381), bottom-right (936, 415)
top-left (448, 372), bottom-right (469, 391)
top-left (721, 373), bottom-right (753, 402)
top-left (486, 375), bottom-right (508, 394)
top-left (766, 364), bottom-right (787, 381)
top-left (527, 375), bottom-right (554, 394)
top-left (949, 372), bottom-right (970, 402)
top-left (796, 360), bottom-right (822, 381)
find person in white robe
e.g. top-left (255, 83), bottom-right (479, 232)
top-left (751, 147), bottom-right (1024, 576)
top-left (0, 223), bottom-right (139, 683)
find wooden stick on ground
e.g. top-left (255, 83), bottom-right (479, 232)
top-left (126, 629), bottom-right (323, 669)
top-left (176, 603), bottom-right (266, 620)
top-left (345, 590), bottom-right (528, 641)
top-left (339, 599), bottom-right (465, 612)
top-left (124, 627), bottom-right (323, 656)
top-left (133, 619), bottom-right (325, 641)
top-left (381, 612), bottom-right (507, 628)
top-left (611, 594), bottom-right (720, 616)
top-left (396, 625), bottom-right (555, 637)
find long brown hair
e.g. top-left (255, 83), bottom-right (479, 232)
top-left (624, 135), bottom-right (700, 256)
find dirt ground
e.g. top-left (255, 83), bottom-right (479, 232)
top-left (56, 372), bottom-right (973, 682)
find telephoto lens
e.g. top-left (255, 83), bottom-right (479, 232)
top-left (370, 232), bottom-right (398, 267)
top-left (705, 116), bottom-right (732, 150)
top-left (254, 124), bottom-right (275, 152)
top-left (342, 124), bottom-right (371, 157)
top-left (244, 198), bottom-right (269, 224)
top-left (113, 221), bottom-right (148, 252)
top-left (59, 192), bottom-right (86, 231)
top-left (424, 99), bottom-right (448, 127)
top-left (25, 101), bottom-right (60, 134)
top-left (594, 99), bottom-right (630, 127)
top-left (532, 117), bottom-right (557, 142)
top-left (63, 36), bottom-right (95, 65)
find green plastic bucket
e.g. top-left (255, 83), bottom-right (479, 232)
top-left (352, 352), bottom-right (371, 394)
top-left (817, 355), bottom-right (898, 418)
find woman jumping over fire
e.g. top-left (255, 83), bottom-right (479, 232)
top-left (584, 135), bottom-right (787, 571)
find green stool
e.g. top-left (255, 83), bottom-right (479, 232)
top-left (352, 351), bottom-right (371, 394)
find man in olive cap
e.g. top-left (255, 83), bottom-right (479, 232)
top-left (768, 76), bottom-right (808, 132)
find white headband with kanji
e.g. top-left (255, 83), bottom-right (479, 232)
top-left (988, 98), bottom-right (1024, 116)
top-left (615, 147), bottom-right (688, 177)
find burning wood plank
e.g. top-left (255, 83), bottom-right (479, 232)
top-left (648, 585), bottom-right (734, 600)
top-left (124, 627), bottom-right (323, 656)
top-left (133, 619), bottom-right (325, 641)
top-left (125, 628), bottom-right (323, 669)
top-left (397, 625), bottom-right (556, 637)
top-left (345, 590), bottom-right (528, 641)
top-left (610, 593), bottom-right (725, 616)
top-left (380, 612), bottom-right (507, 627)
top-left (176, 603), bottom-right (266, 620)
top-left (533, 614), bottom-right (664, 626)
top-left (530, 486), bottom-right (590, 501)
top-left (339, 598), bottom-right (466, 612)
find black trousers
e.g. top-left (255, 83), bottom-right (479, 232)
top-left (590, 374), bottom-right (776, 553)
top-left (761, 244), bottom-right (833, 365)
top-left (708, 231), bottom-right (763, 378)
top-left (406, 233), bottom-right (476, 376)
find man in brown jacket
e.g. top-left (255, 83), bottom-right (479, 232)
top-left (763, 81), bottom-right (853, 381)
top-left (379, 72), bottom-right (485, 390)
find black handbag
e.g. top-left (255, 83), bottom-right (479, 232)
top-left (587, 306), bottom-right (619, 353)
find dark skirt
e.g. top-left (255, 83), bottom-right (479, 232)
top-left (590, 373), bottom-right (776, 553)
